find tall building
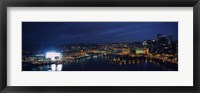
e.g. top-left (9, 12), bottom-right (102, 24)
top-left (167, 35), bottom-right (172, 45)
top-left (147, 40), bottom-right (152, 45)
top-left (157, 34), bottom-right (162, 41)
top-left (159, 36), bottom-right (167, 46)
top-left (143, 40), bottom-right (147, 46)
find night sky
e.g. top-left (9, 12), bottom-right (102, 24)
top-left (22, 22), bottom-right (178, 45)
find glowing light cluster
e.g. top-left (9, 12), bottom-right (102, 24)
top-left (46, 52), bottom-right (61, 61)
top-left (50, 64), bottom-right (63, 71)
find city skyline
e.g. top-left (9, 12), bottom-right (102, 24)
top-left (22, 22), bottom-right (178, 45)
top-left (22, 22), bottom-right (178, 71)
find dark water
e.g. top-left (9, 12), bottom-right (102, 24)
top-left (22, 55), bottom-right (178, 71)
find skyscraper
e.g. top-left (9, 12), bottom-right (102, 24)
top-left (167, 35), bottom-right (172, 45)
top-left (157, 34), bottom-right (162, 41)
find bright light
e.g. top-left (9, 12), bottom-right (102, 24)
top-left (46, 52), bottom-right (61, 61)
top-left (50, 64), bottom-right (63, 71)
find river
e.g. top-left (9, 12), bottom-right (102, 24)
top-left (22, 55), bottom-right (178, 71)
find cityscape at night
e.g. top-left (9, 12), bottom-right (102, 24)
top-left (22, 22), bottom-right (178, 71)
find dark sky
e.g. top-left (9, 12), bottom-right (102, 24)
top-left (22, 22), bottom-right (178, 45)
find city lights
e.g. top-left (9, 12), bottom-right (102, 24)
top-left (22, 22), bottom-right (178, 71)
top-left (46, 52), bottom-right (61, 61)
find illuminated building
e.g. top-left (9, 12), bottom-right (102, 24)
top-left (46, 52), bottom-right (62, 61)
top-left (143, 40), bottom-right (147, 46)
top-left (136, 48), bottom-right (144, 54)
top-left (26, 54), bottom-right (46, 62)
top-left (144, 48), bottom-right (149, 54)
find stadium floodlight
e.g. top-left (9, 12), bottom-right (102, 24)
top-left (46, 52), bottom-right (61, 61)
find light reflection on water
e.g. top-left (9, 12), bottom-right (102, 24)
top-left (50, 64), bottom-right (63, 71)
top-left (28, 64), bottom-right (63, 71)
top-left (22, 56), bottom-right (178, 71)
